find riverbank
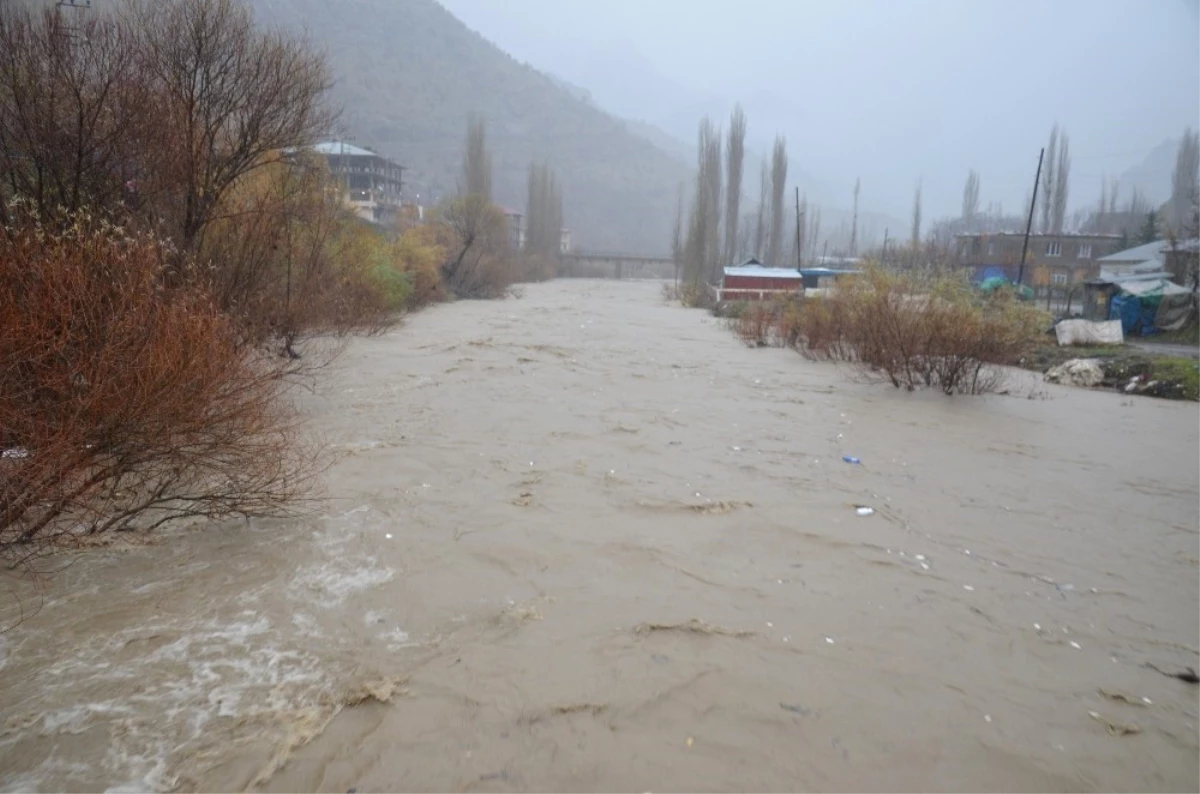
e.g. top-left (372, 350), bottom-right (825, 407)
top-left (1020, 342), bottom-right (1200, 401)
top-left (1, 280), bottom-right (1196, 792)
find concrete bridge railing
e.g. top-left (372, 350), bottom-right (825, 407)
top-left (557, 251), bottom-right (676, 280)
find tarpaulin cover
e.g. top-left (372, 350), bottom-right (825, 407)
top-left (1155, 294), bottom-right (1196, 332)
top-left (1111, 294), bottom-right (1162, 336)
top-left (1055, 319), bottom-right (1124, 346)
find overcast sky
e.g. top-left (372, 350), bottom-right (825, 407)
top-left (440, 0), bottom-right (1199, 222)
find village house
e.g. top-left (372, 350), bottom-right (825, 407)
top-left (310, 141), bottom-right (405, 225)
top-left (714, 260), bottom-right (860, 301)
top-left (953, 232), bottom-right (1123, 294)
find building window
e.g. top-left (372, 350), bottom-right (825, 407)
top-left (1045, 241), bottom-right (1062, 257)
top-left (1052, 271), bottom-right (1068, 286)
top-left (1077, 243), bottom-right (1092, 259)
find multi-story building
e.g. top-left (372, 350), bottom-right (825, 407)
top-left (953, 232), bottom-right (1123, 292)
top-left (310, 141), bottom-right (405, 225)
top-left (500, 208), bottom-right (525, 250)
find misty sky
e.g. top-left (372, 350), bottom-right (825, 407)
top-left (440, 0), bottom-right (1199, 224)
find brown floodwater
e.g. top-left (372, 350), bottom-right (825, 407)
top-left (1, 279), bottom-right (1197, 793)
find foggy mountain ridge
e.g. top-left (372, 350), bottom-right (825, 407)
top-left (250, 0), bottom-right (694, 255)
top-left (1114, 137), bottom-right (1183, 207)
top-left (440, 0), bottom-right (1199, 228)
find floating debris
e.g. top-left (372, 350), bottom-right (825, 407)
top-left (1144, 663), bottom-right (1200, 684)
top-left (687, 501), bottom-right (752, 515)
top-left (1069, 641), bottom-right (1082, 650)
top-left (1088, 710), bottom-right (1141, 736)
top-left (842, 456), bottom-right (862, 465)
top-left (633, 619), bottom-right (754, 638)
top-left (780, 703), bottom-right (813, 716)
top-left (1098, 688), bottom-right (1148, 706)
top-left (855, 506), bottom-right (874, 517)
top-left (963, 585), bottom-right (975, 592)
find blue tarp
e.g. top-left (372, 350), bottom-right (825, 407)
top-left (1110, 294), bottom-right (1162, 337)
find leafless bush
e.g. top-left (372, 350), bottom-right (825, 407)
top-left (0, 4), bottom-right (150, 227)
top-left (198, 154), bottom-right (395, 357)
top-left (437, 194), bottom-right (518, 299)
top-left (736, 268), bottom-right (1047, 395)
top-left (0, 215), bottom-right (318, 562)
top-left (131, 0), bottom-right (336, 252)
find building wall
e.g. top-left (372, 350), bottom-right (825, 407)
top-left (723, 275), bottom-right (803, 291)
top-left (955, 233), bottom-right (1122, 287)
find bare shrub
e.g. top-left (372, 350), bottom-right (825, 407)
top-left (437, 194), bottom-right (517, 299)
top-left (731, 302), bottom-right (777, 347)
top-left (0, 215), bottom-right (318, 562)
top-left (198, 154), bottom-right (395, 357)
top-left (753, 267), bottom-right (1047, 395)
top-left (0, 5), bottom-right (150, 227)
top-left (132, 0), bottom-right (336, 252)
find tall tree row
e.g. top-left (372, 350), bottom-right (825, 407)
top-left (1167, 128), bottom-right (1199, 238)
top-left (848, 178), bottom-right (861, 257)
top-left (961, 170), bottom-right (980, 228)
top-left (1037, 124), bottom-right (1071, 234)
top-left (525, 161), bottom-right (562, 256)
top-left (670, 182), bottom-right (684, 276)
top-left (910, 180), bottom-right (922, 248)
top-left (1040, 125), bottom-right (1058, 234)
top-left (723, 104), bottom-right (746, 266)
top-left (682, 117), bottom-right (722, 285)
top-left (765, 136), bottom-right (788, 267)
top-left (1052, 134), bottom-right (1071, 234)
top-left (753, 161), bottom-right (768, 259)
top-left (461, 114), bottom-right (492, 201)
top-left (796, 193), bottom-right (808, 266)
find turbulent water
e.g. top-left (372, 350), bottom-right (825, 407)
top-left (1, 280), bottom-right (1197, 792)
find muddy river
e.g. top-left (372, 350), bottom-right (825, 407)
top-left (1, 280), bottom-right (1197, 792)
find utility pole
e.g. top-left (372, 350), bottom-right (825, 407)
top-left (794, 186), bottom-right (803, 271)
top-left (881, 227), bottom-right (889, 267)
top-left (1017, 147), bottom-right (1045, 287)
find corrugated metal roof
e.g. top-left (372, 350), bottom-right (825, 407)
top-left (1097, 240), bottom-right (1168, 263)
top-left (311, 141), bottom-right (380, 157)
top-left (1119, 278), bottom-right (1191, 297)
top-left (723, 266), bottom-right (802, 279)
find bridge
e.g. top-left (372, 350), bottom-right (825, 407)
top-left (557, 250), bottom-right (676, 280)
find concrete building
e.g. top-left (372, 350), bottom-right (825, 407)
top-left (499, 208), bottom-right (525, 250)
top-left (953, 232), bottom-right (1123, 292)
top-left (310, 141), bottom-right (404, 225)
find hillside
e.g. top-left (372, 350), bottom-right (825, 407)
top-left (251, 0), bottom-right (690, 254)
top-left (1116, 137), bottom-right (1179, 206)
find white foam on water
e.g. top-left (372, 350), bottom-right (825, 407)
top-left (289, 562), bottom-right (394, 609)
top-left (5, 611), bottom-right (335, 794)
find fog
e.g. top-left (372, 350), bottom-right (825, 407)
top-left (441, 0), bottom-right (1200, 223)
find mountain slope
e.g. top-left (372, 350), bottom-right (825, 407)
top-left (1116, 137), bottom-right (1179, 206)
top-left (252, 0), bottom-right (689, 254)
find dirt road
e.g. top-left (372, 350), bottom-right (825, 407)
top-left (1, 280), bottom-right (1197, 792)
